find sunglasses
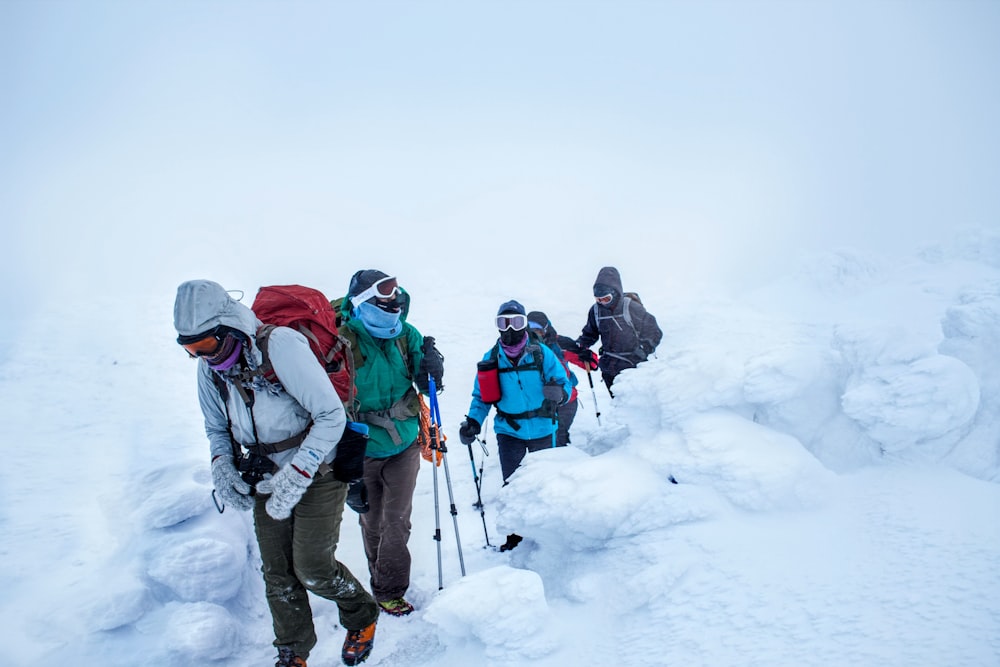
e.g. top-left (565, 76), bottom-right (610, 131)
top-left (496, 314), bottom-right (528, 331)
top-left (595, 293), bottom-right (614, 306)
top-left (178, 331), bottom-right (224, 358)
top-left (350, 276), bottom-right (400, 308)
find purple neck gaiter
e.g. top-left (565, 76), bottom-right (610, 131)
top-left (500, 334), bottom-right (528, 360)
top-left (208, 337), bottom-right (243, 371)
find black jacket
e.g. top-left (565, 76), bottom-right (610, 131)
top-left (576, 266), bottom-right (662, 377)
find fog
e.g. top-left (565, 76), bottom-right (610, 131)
top-left (3, 4), bottom-right (1000, 664)
top-left (3, 0), bottom-right (999, 314)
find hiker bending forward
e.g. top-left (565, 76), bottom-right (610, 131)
top-left (174, 279), bottom-right (378, 667)
top-left (338, 270), bottom-right (444, 618)
top-left (459, 300), bottom-right (573, 483)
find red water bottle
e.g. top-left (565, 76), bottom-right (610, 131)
top-left (477, 359), bottom-right (501, 403)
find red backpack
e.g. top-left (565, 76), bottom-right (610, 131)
top-left (251, 284), bottom-right (356, 413)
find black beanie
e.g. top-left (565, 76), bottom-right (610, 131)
top-left (348, 269), bottom-right (391, 298)
top-left (527, 311), bottom-right (549, 329)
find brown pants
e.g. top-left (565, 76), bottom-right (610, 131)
top-left (359, 440), bottom-right (420, 602)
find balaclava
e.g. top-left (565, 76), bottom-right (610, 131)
top-left (497, 300), bottom-right (528, 351)
top-left (348, 269), bottom-right (403, 338)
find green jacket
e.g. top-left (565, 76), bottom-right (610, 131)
top-left (340, 295), bottom-right (425, 459)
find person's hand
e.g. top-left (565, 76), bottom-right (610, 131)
top-left (542, 381), bottom-right (566, 415)
top-left (420, 433), bottom-right (443, 466)
top-left (256, 464), bottom-right (312, 520)
top-left (542, 381), bottom-right (566, 405)
top-left (581, 349), bottom-right (599, 370)
top-left (458, 418), bottom-right (481, 445)
top-left (417, 336), bottom-right (445, 392)
top-left (345, 479), bottom-right (369, 514)
top-left (633, 344), bottom-right (653, 360)
top-left (211, 456), bottom-right (255, 511)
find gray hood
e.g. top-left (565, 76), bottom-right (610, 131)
top-left (174, 279), bottom-right (260, 339)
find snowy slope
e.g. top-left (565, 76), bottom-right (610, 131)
top-left (1, 231), bottom-right (998, 667)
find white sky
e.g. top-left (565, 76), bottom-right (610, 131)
top-left (2, 0), bottom-right (999, 310)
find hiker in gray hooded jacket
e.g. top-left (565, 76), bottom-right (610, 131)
top-left (173, 279), bottom-right (379, 667)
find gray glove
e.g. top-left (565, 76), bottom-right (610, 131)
top-left (256, 464), bottom-right (312, 520)
top-left (211, 456), bottom-right (255, 512)
top-left (541, 381), bottom-right (567, 416)
top-left (542, 381), bottom-right (566, 405)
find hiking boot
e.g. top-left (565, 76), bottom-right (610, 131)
top-left (499, 533), bottom-right (523, 552)
top-left (341, 621), bottom-right (376, 665)
top-left (275, 646), bottom-right (307, 667)
top-left (378, 597), bottom-right (415, 617)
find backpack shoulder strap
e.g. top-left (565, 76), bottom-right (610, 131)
top-left (210, 369), bottom-right (230, 402)
top-left (622, 296), bottom-right (634, 330)
top-left (338, 325), bottom-right (365, 371)
top-left (254, 324), bottom-right (280, 384)
top-left (395, 334), bottom-right (412, 379)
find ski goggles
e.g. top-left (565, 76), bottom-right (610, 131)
top-left (595, 293), bottom-right (614, 306)
top-left (177, 328), bottom-right (225, 358)
top-left (350, 276), bottom-right (399, 308)
top-left (496, 314), bottom-right (528, 331)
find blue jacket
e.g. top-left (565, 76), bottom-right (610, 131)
top-left (467, 340), bottom-right (573, 441)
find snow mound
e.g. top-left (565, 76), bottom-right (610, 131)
top-left (424, 565), bottom-right (556, 661)
top-left (842, 354), bottom-right (979, 453)
top-left (496, 447), bottom-right (678, 548)
top-left (163, 601), bottom-right (243, 661)
top-left (146, 536), bottom-right (247, 603)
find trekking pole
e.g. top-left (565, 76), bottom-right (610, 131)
top-left (585, 368), bottom-right (602, 426)
top-left (467, 422), bottom-right (492, 548)
top-left (429, 394), bottom-right (444, 589)
top-left (428, 376), bottom-right (466, 584)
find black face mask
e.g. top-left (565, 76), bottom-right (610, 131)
top-left (499, 328), bottom-right (527, 347)
top-left (374, 297), bottom-right (402, 313)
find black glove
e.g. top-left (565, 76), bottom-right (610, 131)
top-left (459, 418), bottom-right (481, 445)
top-left (346, 479), bottom-right (369, 514)
top-left (417, 336), bottom-right (445, 392)
top-left (633, 342), bottom-right (654, 360)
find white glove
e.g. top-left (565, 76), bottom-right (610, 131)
top-left (256, 463), bottom-right (312, 520)
top-left (211, 456), bottom-right (255, 512)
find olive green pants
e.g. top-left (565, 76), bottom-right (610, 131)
top-left (254, 473), bottom-right (379, 658)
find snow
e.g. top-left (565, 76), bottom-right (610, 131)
top-left (1, 232), bottom-right (999, 666)
top-left (4, 2), bottom-right (1000, 665)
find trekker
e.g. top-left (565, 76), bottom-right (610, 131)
top-left (574, 266), bottom-right (662, 397)
top-left (173, 279), bottom-right (378, 667)
top-left (459, 301), bottom-right (573, 551)
top-left (526, 310), bottom-right (580, 447)
top-left (337, 270), bottom-right (444, 618)
top-left (458, 300), bottom-right (573, 482)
